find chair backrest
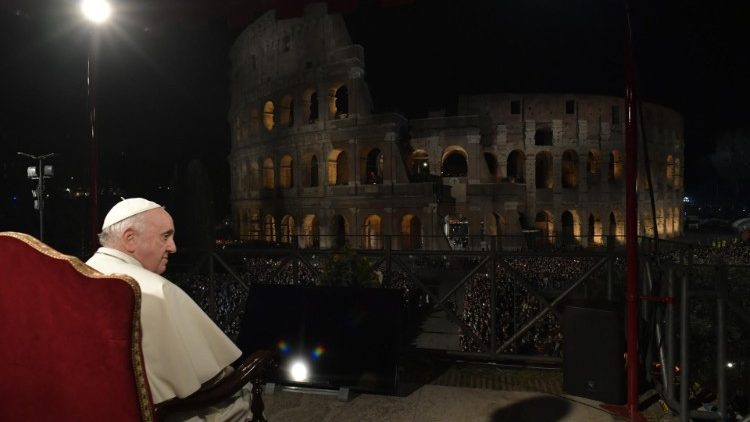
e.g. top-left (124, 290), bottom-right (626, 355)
top-left (0, 232), bottom-right (155, 422)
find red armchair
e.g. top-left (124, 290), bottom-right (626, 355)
top-left (0, 232), bottom-right (277, 421)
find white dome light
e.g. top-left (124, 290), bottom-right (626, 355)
top-left (80, 0), bottom-right (112, 24)
top-left (289, 361), bottom-right (309, 382)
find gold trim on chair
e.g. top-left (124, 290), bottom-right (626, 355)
top-left (0, 231), bottom-right (155, 421)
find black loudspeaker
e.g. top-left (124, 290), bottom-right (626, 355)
top-left (562, 302), bottom-right (625, 404)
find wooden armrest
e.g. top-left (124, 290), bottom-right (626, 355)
top-left (154, 350), bottom-right (279, 422)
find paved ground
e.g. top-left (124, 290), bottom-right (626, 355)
top-left (259, 356), bottom-right (674, 421)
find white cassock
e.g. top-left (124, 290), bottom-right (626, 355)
top-left (87, 247), bottom-right (250, 422)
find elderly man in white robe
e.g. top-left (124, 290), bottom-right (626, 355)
top-left (87, 198), bottom-right (250, 422)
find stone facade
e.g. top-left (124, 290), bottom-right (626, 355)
top-left (227, 4), bottom-right (684, 250)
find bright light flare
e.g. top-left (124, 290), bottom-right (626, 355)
top-left (289, 361), bottom-right (309, 382)
top-left (80, 0), bottom-right (112, 24)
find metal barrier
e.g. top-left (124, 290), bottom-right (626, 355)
top-left (165, 236), bottom-right (749, 420)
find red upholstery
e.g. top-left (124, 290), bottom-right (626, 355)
top-left (0, 232), bottom-right (154, 422)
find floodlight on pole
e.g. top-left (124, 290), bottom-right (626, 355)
top-left (80, 0), bottom-right (111, 253)
top-left (17, 152), bottom-right (55, 241)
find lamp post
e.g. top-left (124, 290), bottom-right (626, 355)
top-left (17, 152), bottom-right (55, 241)
top-left (80, 0), bottom-right (111, 253)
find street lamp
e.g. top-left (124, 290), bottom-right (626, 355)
top-left (17, 152), bottom-right (55, 241)
top-left (80, 0), bottom-right (112, 253)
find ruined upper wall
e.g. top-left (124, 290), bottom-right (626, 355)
top-left (229, 3), bottom-right (367, 115)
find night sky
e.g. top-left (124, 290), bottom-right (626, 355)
top-left (1, 0), bottom-right (748, 248)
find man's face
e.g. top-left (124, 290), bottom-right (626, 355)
top-left (131, 208), bottom-right (177, 274)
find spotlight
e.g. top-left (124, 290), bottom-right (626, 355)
top-left (290, 360), bottom-right (309, 382)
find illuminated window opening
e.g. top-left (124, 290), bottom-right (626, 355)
top-left (263, 101), bottom-right (275, 131)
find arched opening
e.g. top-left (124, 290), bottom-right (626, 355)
top-left (301, 214), bottom-right (319, 248)
top-left (262, 158), bottom-right (275, 189)
top-left (327, 149), bottom-right (348, 186)
top-left (441, 147), bottom-right (468, 177)
top-left (263, 214), bottom-right (276, 242)
top-left (410, 149), bottom-right (430, 181)
top-left (280, 95), bottom-right (294, 127)
top-left (534, 127), bottom-right (553, 146)
top-left (302, 89), bottom-right (315, 123)
top-left (483, 152), bottom-right (498, 180)
top-left (535, 151), bottom-right (553, 189)
top-left (561, 150), bottom-right (579, 188)
top-left (535, 211), bottom-right (554, 246)
top-left (331, 214), bottom-right (348, 249)
top-left (333, 84), bottom-right (349, 118)
top-left (364, 148), bottom-right (384, 184)
top-left (280, 155), bottom-right (293, 189)
top-left (280, 215), bottom-right (295, 244)
top-left (263, 100), bottom-right (275, 131)
top-left (506, 150), bottom-right (526, 183)
top-left (561, 210), bottom-right (579, 246)
top-left (362, 214), bottom-right (383, 250)
top-left (301, 151), bottom-right (319, 188)
top-left (609, 150), bottom-right (623, 183)
top-left (401, 214), bottom-right (422, 250)
top-left (588, 213), bottom-right (603, 246)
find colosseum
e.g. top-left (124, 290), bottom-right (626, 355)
top-left (227, 3), bottom-right (684, 250)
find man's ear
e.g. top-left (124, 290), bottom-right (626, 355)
top-left (122, 228), bottom-right (138, 253)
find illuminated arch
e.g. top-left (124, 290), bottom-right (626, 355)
top-left (327, 149), bottom-right (348, 186)
top-left (362, 214), bottom-right (383, 250)
top-left (400, 214), bottom-right (422, 250)
top-left (441, 146), bottom-right (468, 177)
top-left (280, 215), bottom-right (295, 244)
top-left (264, 214), bottom-right (276, 242)
top-left (587, 212), bottom-right (603, 246)
top-left (363, 148), bottom-right (384, 184)
top-left (280, 95), bottom-right (294, 127)
top-left (301, 214), bottom-right (319, 248)
top-left (262, 158), bottom-right (275, 189)
top-left (329, 82), bottom-right (349, 119)
top-left (263, 100), bottom-right (275, 131)
top-left (280, 154), bottom-right (293, 189)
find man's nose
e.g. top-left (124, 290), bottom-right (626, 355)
top-left (167, 238), bottom-right (177, 253)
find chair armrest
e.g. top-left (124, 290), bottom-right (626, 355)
top-left (154, 350), bottom-right (279, 422)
